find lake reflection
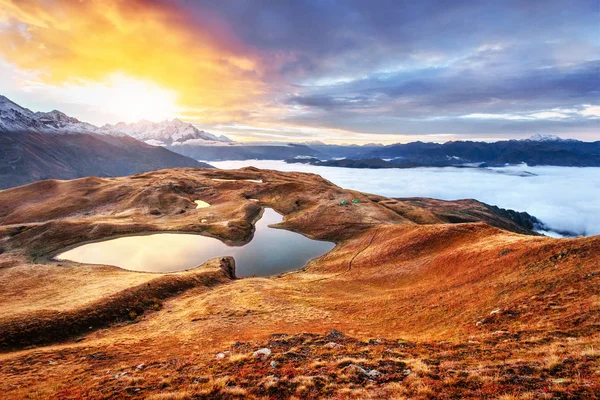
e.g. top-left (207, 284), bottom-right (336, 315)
top-left (56, 208), bottom-right (335, 277)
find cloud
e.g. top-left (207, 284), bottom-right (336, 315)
top-left (0, 0), bottom-right (264, 123)
top-left (212, 160), bottom-right (600, 237)
top-left (0, 0), bottom-right (598, 141)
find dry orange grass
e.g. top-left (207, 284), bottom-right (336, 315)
top-left (0, 167), bottom-right (598, 398)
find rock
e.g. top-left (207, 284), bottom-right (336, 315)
top-left (490, 308), bottom-right (501, 315)
top-left (270, 361), bottom-right (277, 368)
top-left (349, 364), bottom-right (382, 378)
top-left (253, 348), bottom-right (272, 358)
top-left (193, 376), bottom-right (210, 384)
top-left (136, 363), bottom-right (145, 370)
top-left (403, 369), bottom-right (411, 376)
top-left (216, 353), bottom-right (226, 359)
top-left (324, 342), bottom-right (343, 349)
top-left (492, 330), bottom-right (510, 336)
top-left (326, 329), bottom-right (345, 340)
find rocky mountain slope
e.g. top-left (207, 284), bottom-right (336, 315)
top-left (0, 95), bottom-right (325, 162)
top-left (0, 168), bottom-right (598, 398)
top-left (0, 131), bottom-right (210, 190)
top-left (0, 96), bottom-right (212, 189)
top-left (0, 95), bottom-right (100, 134)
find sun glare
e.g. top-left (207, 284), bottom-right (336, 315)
top-left (101, 74), bottom-right (180, 123)
top-left (27, 73), bottom-right (181, 124)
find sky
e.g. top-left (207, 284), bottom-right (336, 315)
top-left (0, 0), bottom-right (598, 144)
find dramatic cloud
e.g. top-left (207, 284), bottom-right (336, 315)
top-left (213, 161), bottom-right (600, 237)
top-left (0, 0), bottom-right (598, 142)
top-left (0, 0), bottom-right (264, 124)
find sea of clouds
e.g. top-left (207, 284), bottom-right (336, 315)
top-left (211, 160), bottom-right (600, 237)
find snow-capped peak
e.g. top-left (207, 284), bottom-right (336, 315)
top-left (526, 134), bottom-right (562, 142)
top-left (99, 119), bottom-right (232, 146)
top-left (0, 94), bottom-right (233, 144)
top-left (0, 95), bottom-right (34, 115)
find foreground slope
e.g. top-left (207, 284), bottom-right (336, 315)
top-left (0, 168), bottom-right (598, 399)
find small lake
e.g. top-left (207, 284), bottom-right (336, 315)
top-left (56, 208), bottom-right (335, 277)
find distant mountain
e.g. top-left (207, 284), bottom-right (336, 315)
top-left (100, 119), bottom-right (232, 146)
top-left (524, 134), bottom-right (577, 142)
top-left (364, 136), bottom-right (600, 167)
top-left (0, 95), bottom-right (100, 134)
top-left (0, 95), bottom-right (326, 163)
top-left (287, 157), bottom-right (427, 169)
top-left (0, 94), bottom-right (232, 145)
top-left (0, 96), bottom-right (211, 190)
top-left (170, 142), bottom-right (322, 161)
top-left (298, 143), bottom-right (385, 159)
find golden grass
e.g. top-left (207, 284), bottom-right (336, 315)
top-left (0, 168), bottom-right (599, 398)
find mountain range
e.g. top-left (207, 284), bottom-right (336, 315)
top-left (0, 95), bottom-right (232, 144)
top-left (2, 94), bottom-right (598, 191)
top-left (300, 136), bottom-right (600, 167)
top-left (0, 95), bottom-right (324, 162)
top-left (0, 96), bottom-right (211, 190)
top-left (363, 137), bottom-right (600, 167)
top-left (100, 119), bottom-right (232, 146)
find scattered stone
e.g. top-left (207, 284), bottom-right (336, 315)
top-left (490, 308), bottom-right (501, 315)
top-left (492, 330), bottom-right (510, 336)
top-left (136, 363), bottom-right (145, 370)
top-left (253, 348), bottom-right (272, 358)
top-left (216, 353), bottom-right (226, 360)
top-left (270, 361), bottom-right (278, 368)
top-left (326, 329), bottom-right (345, 340)
top-left (324, 342), bottom-right (343, 349)
top-left (193, 376), bottom-right (210, 384)
top-left (403, 369), bottom-right (411, 376)
top-left (349, 364), bottom-right (382, 378)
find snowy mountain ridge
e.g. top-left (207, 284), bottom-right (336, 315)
top-left (0, 95), bottom-right (232, 145)
top-left (524, 134), bottom-right (579, 142)
top-left (100, 118), bottom-right (232, 146)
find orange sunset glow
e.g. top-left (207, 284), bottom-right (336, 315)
top-left (0, 0), bottom-right (597, 143)
top-left (0, 0), bottom-right (263, 125)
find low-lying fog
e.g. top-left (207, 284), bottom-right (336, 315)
top-left (211, 160), bottom-right (600, 237)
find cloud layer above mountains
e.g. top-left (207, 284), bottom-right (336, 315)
top-left (0, 0), bottom-right (598, 143)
